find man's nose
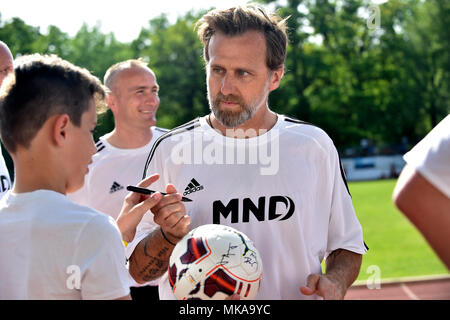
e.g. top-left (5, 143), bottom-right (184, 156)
top-left (144, 91), bottom-right (159, 106)
top-left (220, 74), bottom-right (237, 96)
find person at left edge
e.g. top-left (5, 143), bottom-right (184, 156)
top-left (0, 54), bottom-right (135, 299)
top-left (69, 59), bottom-right (168, 300)
top-left (0, 41), bottom-right (13, 199)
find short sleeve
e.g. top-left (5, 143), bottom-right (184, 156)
top-left (326, 144), bottom-right (367, 256)
top-left (403, 115), bottom-right (450, 198)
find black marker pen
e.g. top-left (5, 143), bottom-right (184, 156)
top-left (126, 185), bottom-right (193, 202)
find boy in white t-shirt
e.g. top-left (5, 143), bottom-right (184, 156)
top-left (0, 54), bottom-right (184, 299)
top-left (394, 115), bottom-right (450, 269)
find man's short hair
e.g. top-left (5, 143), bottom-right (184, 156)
top-left (0, 54), bottom-right (105, 153)
top-left (103, 58), bottom-right (149, 93)
top-left (196, 3), bottom-right (289, 71)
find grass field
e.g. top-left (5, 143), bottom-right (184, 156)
top-left (348, 179), bottom-right (448, 282)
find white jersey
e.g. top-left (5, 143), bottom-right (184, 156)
top-left (69, 126), bottom-right (168, 220)
top-left (127, 114), bottom-right (367, 300)
top-left (0, 190), bottom-right (131, 299)
top-left (0, 153), bottom-right (11, 200)
top-left (403, 115), bottom-right (450, 198)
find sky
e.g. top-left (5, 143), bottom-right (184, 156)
top-left (0, 0), bottom-right (257, 43)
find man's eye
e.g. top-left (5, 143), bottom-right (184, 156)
top-left (238, 70), bottom-right (250, 77)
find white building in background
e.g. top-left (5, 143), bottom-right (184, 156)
top-left (341, 155), bottom-right (406, 181)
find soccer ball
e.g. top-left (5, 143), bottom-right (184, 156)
top-left (168, 224), bottom-right (263, 300)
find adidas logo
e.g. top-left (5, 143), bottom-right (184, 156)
top-left (110, 181), bottom-right (124, 194)
top-left (183, 178), bottom-right (204, 196)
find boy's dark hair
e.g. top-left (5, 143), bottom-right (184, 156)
top-left (196, 3), bottom-right (289, 71)
top-left (0, 54), bottom-right (105, 153)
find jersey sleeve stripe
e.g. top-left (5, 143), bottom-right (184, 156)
top-left (284, 116), bottom-right (311, 126)
top-left (339, 156), bottom-right (351, 197)
top-left (142, 118), bottom-right (201, 179)
top-left (154, 126), bottom-right (170, 133)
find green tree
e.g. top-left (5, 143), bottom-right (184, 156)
top-left (0, 16), bottom-right (40, 55)
top-left (69, 23), bottom-right (134, 78)
top-left (377, 0), bottom-right (449, 145)
top-left (32, 25), bottom-right (72, 57)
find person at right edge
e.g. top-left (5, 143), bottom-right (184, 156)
top-left (121, 3), bottom-right (368, 300)
top-left (394, 115), bottom-right (450, 269)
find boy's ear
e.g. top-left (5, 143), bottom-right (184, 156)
top-left (52, 114), bottom-right (71, 147)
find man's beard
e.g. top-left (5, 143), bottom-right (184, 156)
top-left (208, 87), bottom-right (268, 128)
top-left (208, 93), bottom-right (254, 128)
